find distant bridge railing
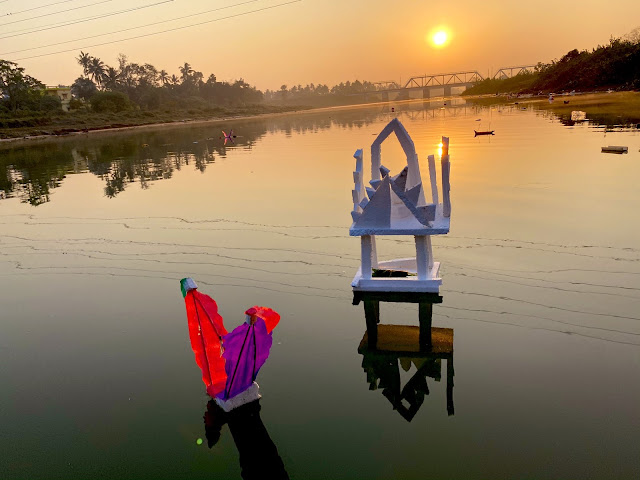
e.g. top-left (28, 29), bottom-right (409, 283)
top-left (492, 65), bottom-right (537, 80)
top-left (368, 65), bottom-right (539, 96)
top-left (372, 80), bottom-right (401, 90)
top-left (402, 71), bottom-right (484, 89)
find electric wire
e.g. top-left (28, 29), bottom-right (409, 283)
top-left (10, 0), bottom-right (302, 62)
top-left (1, 0), bottom-right (257, 55)
top-left (0, 1), bottom-right (173, 39)
top-left (0, 0), bottom-right (114, 26)
top-left (2, 0), bottom-right (77, 17)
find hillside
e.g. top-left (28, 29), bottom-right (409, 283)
top-left (463, 37), bottom-right (640, 96)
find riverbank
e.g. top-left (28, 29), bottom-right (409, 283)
top-left (0, 104), bottom-right (311, 144)
top-left (466, 91), bottom-right (640, 126)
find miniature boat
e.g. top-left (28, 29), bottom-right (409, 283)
top-left (474, 130), bottom-right (494, 136)
top-left (601, 146), bottom-right (628, 154)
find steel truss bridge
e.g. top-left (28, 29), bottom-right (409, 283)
top-left (364, 65), bottom-right (536, 99)
top-left (492, 65), bottom-right (537, 80)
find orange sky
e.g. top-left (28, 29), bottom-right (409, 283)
top-left (2, 0), bottom-right (639, 90)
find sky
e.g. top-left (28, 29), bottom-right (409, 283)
top-left (1, 0), bottom-right (640, 90)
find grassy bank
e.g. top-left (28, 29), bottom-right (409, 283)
top-left (461, 72), bottom-right (539, 96)
top-left (467, 91), bottom-right (640, 126)
top-left (0, 104), bottom-right (308, 140)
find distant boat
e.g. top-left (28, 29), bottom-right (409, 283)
top-left (474, 130), bottom-right (495, 136)
top-left (601, 146), bottom-right (628, 154)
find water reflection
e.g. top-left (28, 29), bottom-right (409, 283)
top-left (0, 100), bottom-right (481, 205)
top-left (203, 399), bottom-right (289, 480)
top-left (354, 292), bottom-right (454, 421)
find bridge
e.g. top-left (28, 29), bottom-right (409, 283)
top-left (492, 64), bottom-right (537, 80)
top-left (362, 65), bottom-right (536, 100)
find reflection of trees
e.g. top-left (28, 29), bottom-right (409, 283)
top-left (0, 101), bottom-right (465, 205)
top-left (0, 143), bottom-right (72, 205)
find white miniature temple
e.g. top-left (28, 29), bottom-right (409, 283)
top-left (350, 118), bottom-right (451, 293)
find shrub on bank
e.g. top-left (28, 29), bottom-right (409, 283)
top-left (90, 91), bottom-right (131, 113)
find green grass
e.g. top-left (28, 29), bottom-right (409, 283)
top-left (0, 104), bottom-right (308, 140)
top-left (466, 91), bottom-right (640, 126)
top-left (462, 73), bottom-right (539, 96)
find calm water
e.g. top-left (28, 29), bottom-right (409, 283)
top-left (1, 99), bottom-right (639, 479)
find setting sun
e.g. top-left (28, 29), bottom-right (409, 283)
top-left (433, 31), bottom-right (447, 45)
top-left (428, 28), bottom-right (450, 48)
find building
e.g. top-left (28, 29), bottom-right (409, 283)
top-left (44, 85), bottom-right (72, 112)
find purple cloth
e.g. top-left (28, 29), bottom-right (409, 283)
top-left (220, 318), bottom-right (273, 400)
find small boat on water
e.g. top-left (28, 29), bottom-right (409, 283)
top-left (601, 146), bottom-right (628, 154)
top-left (474, 130), bottom-right (494, 136)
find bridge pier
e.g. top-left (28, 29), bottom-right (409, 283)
top-left (382, 92), bottom-right (389, 102)
top-left (422, 88), bottom-right (431, 99)
top-left (443, 86), bottom-right (453, 97)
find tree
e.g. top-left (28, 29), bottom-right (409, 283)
top-left (103, 67), bottom-right (120, 90)
top-left (159, 69), bottom-right (169, 86)
top-left (76, 51), bottom-right (91, 76)
top-left (71, 77), bottom-right (97, 101)
top-left (90, 91), bottom-right (131, 112)
top-left (88, 57), bottom-right (105, 86)
top-left (39, 95), bottom-right (62, 112)
top-left (0, 60), bottom-right (45, 112)
top-left (179, 62), bottom-right (193, 84)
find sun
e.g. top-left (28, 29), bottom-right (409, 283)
top-left (433, 31), bottom-right (447, 46)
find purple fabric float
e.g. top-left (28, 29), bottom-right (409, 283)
top-left (220, 318), bottom-right (273, 400)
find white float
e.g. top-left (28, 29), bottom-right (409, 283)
top-left (349, 118), bottom-right (451, 293)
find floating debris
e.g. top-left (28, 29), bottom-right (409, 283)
top-left (571, 111), bottom-right (587, 122)
top-left (474, 130), bottom-right (494, 136)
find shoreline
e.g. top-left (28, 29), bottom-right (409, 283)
top-left (4, 90), bottom-right (637, 148)
top-left (0, 100), bottom-right (400, 147)
top-left (0, 108), bottom-right (313, 147)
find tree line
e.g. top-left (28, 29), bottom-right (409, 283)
top-left (71, 52), bottom-right (263, 112)
top-left (464, 33), bottom-right (640, 96)
top-left (1, 50), bottom-right (396, 120)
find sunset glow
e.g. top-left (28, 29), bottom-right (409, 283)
top-left (433, 31), bottom-right (448, 46)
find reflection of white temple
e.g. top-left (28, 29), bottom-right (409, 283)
top-left (350, 119), bottom-right (451, 293)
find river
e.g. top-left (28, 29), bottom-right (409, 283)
top-left (1, 98), bottom-right (639, 479)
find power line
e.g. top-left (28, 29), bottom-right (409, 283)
top-left (0, 0), bottom-right (114, 26)
top-left (0, 1), bottom-right (172, 39)
top-left (11, 0), bottom-right (302, 62)
top-left (3, 0), bottom-right (78, 17)
top-left (1, 0), bottom-right (257, 54)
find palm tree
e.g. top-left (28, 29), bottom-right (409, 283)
top-left (103, 67), bottom-right (120, 90)
top-left (88, 57), bottom-right (105, 87)
top-left (179, 62), bottom-right (193, 84)
top-left (159, 69), bottom-right (169, 86)
top-left (170, 74), bottom-right (179, 86)
top-left (76, 51), bottom-right (91, 77)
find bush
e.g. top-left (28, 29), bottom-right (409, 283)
top-left (90, 91), bottom-right (131, 113)
top-left (69, 98), bottom-right (85, 110)
top-left (40, 95), bottom-right (62, 112)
